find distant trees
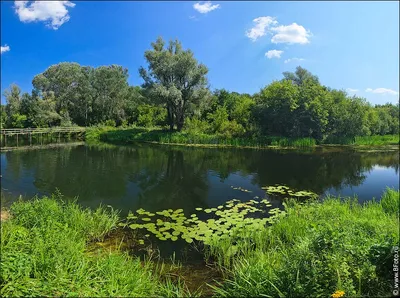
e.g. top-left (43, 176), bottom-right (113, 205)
top-left (255, 66), bottom-right (399, 141)
top-left (1, 42), bottom-right (398, 143)
top-left (139, 37), bottom-right (210, 131)
top-left (31, 63), bottom-right (134, 126)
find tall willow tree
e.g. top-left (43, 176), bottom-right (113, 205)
top-left (139, 37), bottom-right (210, 131)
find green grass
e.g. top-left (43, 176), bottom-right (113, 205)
top-left (380, 187), bottom-right (400, 215)
top-left (97, 127), bottom-right (317, 148)
top-left (0, 192), bottom-right (192, 297)
top-left (323, 134), bottom-right (399, 145)
top-left (354, 135), bottom-right (399, 146)
top-left (1, 188), bottom-right (398, 297)
top-left (206, 188), bottom-right (399, 297)
top-left (85, 125), bottom-right (117, 142)
top-left (86, 126), bottom-right (398, 148)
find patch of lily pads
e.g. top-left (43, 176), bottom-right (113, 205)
top-left (262, 185), bottom-right (318, 199)
top-left (119, 197), bottom-right (283, 246)
top-left (119, 186), bottom-right (318, 246)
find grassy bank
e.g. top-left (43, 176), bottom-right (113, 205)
top-left (89, 126), bottom-right (317, 148)
top-left (324, 134), bottom-right (400, 146)
top-left (86, 126), bottom-right (399, 148)
top-left (0, 192), bottom-right (193, 297)
top-left (206, 188), bottom-right (399, 297)
top-left (1, 189), bottom-right (398, 297)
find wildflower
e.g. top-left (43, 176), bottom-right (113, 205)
top-left (331, 290), bottom-right (345, 298)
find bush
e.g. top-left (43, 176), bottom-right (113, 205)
top-left (217, 120), bottom-right (245, 138)
top-left (103, 119), bottom-right (116, 127)
top-left (183, 117), bottom-right (210, 134)
top-left (85, 125), bottom-right (117, 142)
top-left (136, 104), bottom-right (167, 128)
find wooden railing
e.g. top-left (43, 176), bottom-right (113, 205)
top-left (0, 127), bottom-right (86, 135)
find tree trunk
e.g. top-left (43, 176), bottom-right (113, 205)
top-left (176, 113), bottom-right (184, 131)
top-left (167, 105), bottom-right (174, 131)
top-left (176, 100), bottom-right (186, 132)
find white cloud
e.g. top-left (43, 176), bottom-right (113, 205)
top-left (14, 1), bottom-right (75, 30)
top-left (265, 50), bottom-right (283, 59)
top-left (193, 1), bottom-right (220, 14)
top-left (246, 16), bottom-right (278, 41)
top-left (1, 45), bottom-right (10, 54)
top-left (245, 17), bottom-right (311, 44)
top-left (365, 88), bottom-right (399, 95)
top-left (284, 57), bottom-right (305, 64)
top-left (270, 23), bottom-right (311, 44)
top-left (346, 88), bottom-right (359, 93)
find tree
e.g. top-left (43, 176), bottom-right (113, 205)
top-left (124, 86), bottom-right (148, 125)
top-left (139, 37), bottom-right (210, 131)
top-left (4, 84), bottom-right (25, 128)
top-left (294, 77), bottom-right (330, 140)
top-left (91, 65), bottom-right (129, 125)
top-left (0, 105), bottom-right (7, 128)
top-left (32, 63), bottom-right (132, 126)
top-left (32, 91), bottom-right (61, 127)
top-left (212, 90), bottom-right (255, 131)
top-left (255, 80), bottom-right (300, 137)
top-left (283, 66), bottom-right (320, 86)
top-left (32, 62), bottom-right (84, 115)
top-left (4, 84), bottom-right (22, 117)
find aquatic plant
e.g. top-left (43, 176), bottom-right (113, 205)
top-left (121, 198), bottom-right (285, 247)
top-left (262, 184), bottom-right (318, 199)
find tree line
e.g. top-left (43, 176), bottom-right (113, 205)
top-left (1, 37), bottom-right (399, 142)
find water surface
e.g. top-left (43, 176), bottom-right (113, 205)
top-left (1, 143), bottom-right (398, 215)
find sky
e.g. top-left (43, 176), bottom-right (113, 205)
top-left (1, 1), bottom-right (399, 105)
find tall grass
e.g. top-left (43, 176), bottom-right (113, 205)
top-left (87, 126), bottom-right (398, 148)
top-left (354, 135), bottom-right (399, 146)
top-left (85, 125), bottom-right (117, 142)
top-left (380, 187), bottom-right (400, 215)
top-left (99, 128), bottom-right (317, 148)
top-left (0, 193), bottom-right (190, 297)
top-left (323, 134), bottom-right (399, 145)
top-left (2, 189), bottom-right (398, 297)
top-left (207, 189), bottom-right (399, 297)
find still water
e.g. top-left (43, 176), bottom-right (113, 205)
top-left (1, 143), bottom-right (398, 216)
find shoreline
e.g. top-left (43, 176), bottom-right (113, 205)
top-left (101, 139), bottom-right (400, 152)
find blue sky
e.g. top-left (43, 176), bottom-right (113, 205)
top-left (1, 1), bottom-right (399, 105)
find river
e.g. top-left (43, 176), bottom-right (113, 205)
top-left (1, 143), bottom-right (398, 216)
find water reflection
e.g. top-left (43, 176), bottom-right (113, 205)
top-left (1, 143), bottom-right (398, 215)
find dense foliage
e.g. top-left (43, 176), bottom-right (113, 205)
top-left (1, 37), bottom-right (398, 142)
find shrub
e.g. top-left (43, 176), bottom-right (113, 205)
top-left (183, 117), bottom-right (210, 134)
top-left (103, 119), bottom-right (116, 127)
top-left (136, 104), bottom-right (167, 127)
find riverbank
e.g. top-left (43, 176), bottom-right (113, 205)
top-left (87, 126), bottom-right (399, 149)
top-left (1, 188), bottom-right (398, 297)
top-left (0, 141), bottom-right (85, 152)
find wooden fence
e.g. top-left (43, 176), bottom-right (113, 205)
top-left (0, 127), bottom-right (86, 149)
top-left (0, 127), bottom-right (86, 136)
